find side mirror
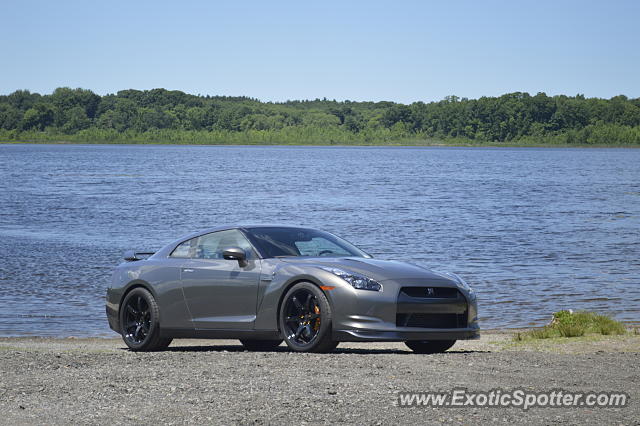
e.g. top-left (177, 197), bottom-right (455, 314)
top-left (223, 247), bottom-right (248, 267)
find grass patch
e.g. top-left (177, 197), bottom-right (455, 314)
top-left (557, 323), bottom-right (586, 337)
top-left (514, 310), bottom-right (627, 342)
top-left (503, 332), bottom-right (640, 354)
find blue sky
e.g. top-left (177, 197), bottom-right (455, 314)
top-left (1, 0), bottom-right (638, 103)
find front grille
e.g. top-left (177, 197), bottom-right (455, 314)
top-left (396, 312), bottom-right (468, 328)
top-left (396, 286), bottom-right (468, 328)
top-left (400, 287), bottom-right (460, 298)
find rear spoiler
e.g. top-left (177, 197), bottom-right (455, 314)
top-left (123, 250), bottom-right (155, 262)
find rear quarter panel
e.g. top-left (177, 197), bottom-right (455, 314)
top-left (108, 258), bottom-right (192, 330)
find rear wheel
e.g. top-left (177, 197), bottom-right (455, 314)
top-left (404, 340), bottom-right (456, 354)
top-left (120, 287), bottom-right (172, 351)
top-left (279, 282), bottom-right (337, 353)
top-left (239, 339), bottom-right (283, 351)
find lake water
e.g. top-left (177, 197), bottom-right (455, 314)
top-left (0, 144), bottom-right (638, 337)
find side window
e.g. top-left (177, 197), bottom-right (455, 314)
top-left (194, 230), bottom-right (255, 260)
top-left (170, 238), bottom-right (194, 258)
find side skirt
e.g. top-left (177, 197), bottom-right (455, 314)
top-left (160, 328), bottom-right (281, 340)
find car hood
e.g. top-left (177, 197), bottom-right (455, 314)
top-left (278, 257), bottom-right (457, 284)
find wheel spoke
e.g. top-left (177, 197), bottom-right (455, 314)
top-left (291, 296), bottom-right (304, 313)
top-left (304, 293), bottom-right (313, 312)
top-left (294, 324), bottom-right (305, 340)
top-left (126, 305), bottom-right (137, 316)
top-left (304, 324), bottom-right (313, 340)
top-left (136, 296), bottom-right (144, 312)
top-left (285, 315), bottom-right (301, 323)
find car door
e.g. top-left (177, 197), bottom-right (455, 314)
top-left (180, 229), bottom-right (261, 330)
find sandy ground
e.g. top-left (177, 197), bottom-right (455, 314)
top-left (0, 332), bottom-right (638, 425)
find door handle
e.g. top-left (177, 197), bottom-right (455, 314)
top-left (182, 268), bottom-right (195, 273)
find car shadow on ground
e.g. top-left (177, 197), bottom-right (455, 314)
top-left (121, 345), bottom-right (489, 355)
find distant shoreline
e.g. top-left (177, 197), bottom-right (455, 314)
top-left (2, 89), bottom-right (640, 148)
top-left (2, 139), bottom-right (639, 148)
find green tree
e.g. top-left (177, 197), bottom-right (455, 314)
top-left (20, 103), bottom-right (55, 130)
top-left (302, 111), bottom-right (341, 127)
top-left (0, 104), bottom-right (22, 129)
top-left (51, 87), bottom-right (101, 118)
top-left (97, 98), bottom-right (137, 131)
top-left (62, 106), bottom-right (91, 133)
top-left (6, 90), bottom-right (41, 110)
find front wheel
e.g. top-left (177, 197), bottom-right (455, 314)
top-left (120, 287), bottom-right (172, 351)
top-left (405, 340), bottom-right (456, 354)
top-left (279, 282), bottom-right (338, 353)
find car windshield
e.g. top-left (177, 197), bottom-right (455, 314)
top-left (244, 227), bottom-right (370, 259)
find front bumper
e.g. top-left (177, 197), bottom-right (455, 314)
top-left (326, 277), bottom-right (480, 342)
top-left (334, 328), bottom-right (480, 342)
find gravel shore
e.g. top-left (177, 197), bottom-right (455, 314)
top-left (1, 332), bottom-right (638, 425)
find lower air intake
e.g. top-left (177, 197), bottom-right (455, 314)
top-left (396, 312), bottom-right (468, 328)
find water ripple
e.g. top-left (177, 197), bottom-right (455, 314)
top-left (0, 144), bottom-right (639, 336)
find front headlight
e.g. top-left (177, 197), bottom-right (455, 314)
top-left (440, 271), bottom-right (473, 292)
top-left (320, 267), bottom-right (382, 291)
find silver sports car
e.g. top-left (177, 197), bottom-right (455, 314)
top-left (106, 225), bottom-right (479, 353)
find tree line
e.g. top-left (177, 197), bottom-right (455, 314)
top-left (1, 88), bottom-right (639, 145)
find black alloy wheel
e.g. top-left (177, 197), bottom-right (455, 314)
top-left (279, 282), bottom-right (338, 353)
top-left (119, 287), bottom-right (172, 351)
top-left (123, 294), bottom-right (151, 344)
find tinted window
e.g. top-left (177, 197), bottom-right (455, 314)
top-left (295, 237), bottom-right (353, 257)
top-left (170, 238), bottom-right (194, 258)
top-left (245, 227), bottom-right (369, 258)
top-left (193, 230), bottom-right (255, 260)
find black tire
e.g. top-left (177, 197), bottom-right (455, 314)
top-left (120, 287), bottom-right (172, 351)
top-left (239, 339), bottom-right (283, 351)
top-left (404, 340), bottom-right (456, 354)
top-left (279, 282), bottom-right (337, 353)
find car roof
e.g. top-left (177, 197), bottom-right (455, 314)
top-left (196, 223), bottom-right (311, 236)
top-left (160, 224), bottom-right (312, 251)
top-left (151, 224), bottom-right (319, 258)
